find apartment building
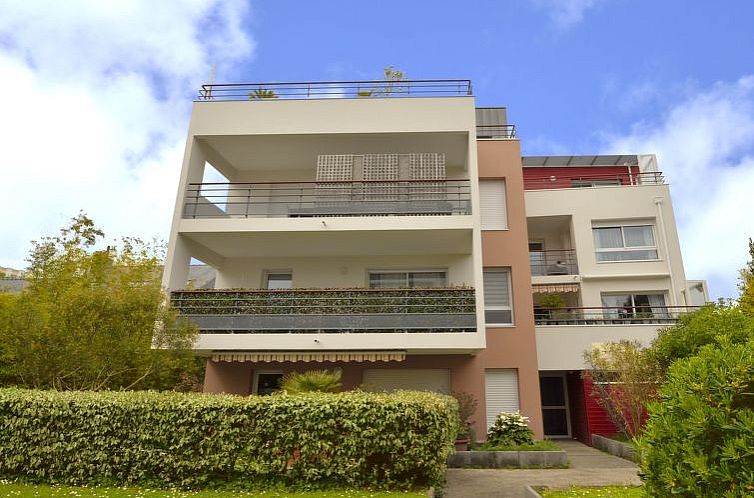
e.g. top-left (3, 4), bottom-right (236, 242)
top-left (162, 79), bottom-right (705, 442)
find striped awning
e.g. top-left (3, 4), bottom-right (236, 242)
top-left (532, 283), bottom-right (580, 294)
top-left (211, 351), bottom-right (406, 363)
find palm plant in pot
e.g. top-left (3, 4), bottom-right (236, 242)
top-left (451, 391), bottom-right (478, 451)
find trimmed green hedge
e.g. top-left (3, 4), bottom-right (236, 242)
top-left (0, 389), bottom-right (458, 490)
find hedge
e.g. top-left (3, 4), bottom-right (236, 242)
top-left (639, 340), bottom-right (754, 497)
top-left (0, 388), bottom-right (458, 490)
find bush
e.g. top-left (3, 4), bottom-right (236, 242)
top-left (280, 370), bottom-right (341, 393)
top-left (0, 388), bottom-right (458, 490)
top-left (639, 341), bottom-right (754, 497)
top-left (486, 411), bottom-right (534, 446)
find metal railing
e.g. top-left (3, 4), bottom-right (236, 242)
top-left (534, 306), bottom-right (699, 326)
top-left (197, 79), bottom-right (473, 101)
top-left (183, 180), bottom-right (472, 219)
top-left (530, 250), bottom-right (578, 276)
top-left (476, 124), bottom-right (516, 139)
top-left (524, 171), bottom-right (665, 190)
top-left (171, 288), bottom-right (477, 333)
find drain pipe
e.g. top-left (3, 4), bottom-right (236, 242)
top-left (654, 196), bottom-right (678, 306)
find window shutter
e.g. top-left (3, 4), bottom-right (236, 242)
top-left (362, 369), bottom-right (451, 393)
top-left (480, 180), bottom-right (507, 230)
top-left (483, 268), bottom-right (512, 324)
top-left (485, 369), bottom-right (520, 431)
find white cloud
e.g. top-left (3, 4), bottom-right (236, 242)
top-left (601, 76), bottom-right (754, 299)
top-left (530, 0), bottom-right (602, 29)
top-left (0, 0), bottom-right (255, 269)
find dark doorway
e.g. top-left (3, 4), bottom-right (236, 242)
top-left (540, 374), bottom-right (570, 437)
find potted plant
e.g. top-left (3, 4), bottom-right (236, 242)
top-left (538, 293), bottom-right (566, 323)
top-left (451, 391), bottom-right (478, 451)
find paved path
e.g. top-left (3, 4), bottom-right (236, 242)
top-left (443, 440), bottom-right (640, 498)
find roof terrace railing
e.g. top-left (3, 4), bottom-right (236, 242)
top-left (524, 171), bottom-right (665, 190)
top-left (476, 124), bottom-right (516, 139)
top-left (197, 79), bottom-right (473, 101)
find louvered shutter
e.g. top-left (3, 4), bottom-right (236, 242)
top-left (483, 268), bottom-right (512, 324)
top-left (362, 369), bottom-right (451, 393)
top-left (485, 369), bottom-right (520, 431)
top-left (479, 180), bottom-right (507, 230)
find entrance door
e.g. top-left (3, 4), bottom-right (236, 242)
top-left (254, 372), bottom-right (284, 395)
top-left (540, 374), bottom-right (571, 437)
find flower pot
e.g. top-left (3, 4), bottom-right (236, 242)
top-left (454, 438), bottom-right (470, 451)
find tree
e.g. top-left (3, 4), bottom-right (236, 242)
top-left (0, 214), bottom-right (200, 390)
top-left (583, 340), bottom-right (663, 439)
top-left (649, 303), bottom-right (754, 372)
top-left (739, 237), bottom-right (754, 316)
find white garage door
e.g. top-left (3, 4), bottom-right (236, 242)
top-left (485, 369), bottom-right (520, 431)
top-left (363, 369), bottom-right (451, 393)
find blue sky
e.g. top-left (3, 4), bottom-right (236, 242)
top-left (1, 0), bottom-right (753, 300)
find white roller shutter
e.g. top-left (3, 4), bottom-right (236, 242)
top-left (363, 369), bottom-right (451, 393)
top-left (485, 369), bottom-right (520, 431)
top-left (479, 180), bottom-right (508, 230)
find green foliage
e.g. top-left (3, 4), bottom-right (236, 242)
top-left (739, 237), bottom-right (754, 316)
top-left (249, 88), bottom-right (278, 99)
top-left (638, 341), bottom-right (754, 497)
top-left (474, 439), bottom-right (560, 452)
top-left (649, 303), bottom-right (754, 372)
top-left (356, 66), bottom-right (408, 97)
top-left (538, 293), bottom-right (565, 309)
top-left (0, 214), bottom-right (199, 390)
top-left (450, 391), bottom-right (478, 439)
top-left (0, 480), bottom-right (428, 497)
top-left (281, 370), bottom-right (342, 394)
top-left (486, 411), bottom-right (535, 446)
top-left (583, 340), bottom-right (662, 438)
top-left (0, 389), bottom-right (457, 490)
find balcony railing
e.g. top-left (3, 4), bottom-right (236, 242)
top-left (171, 288), bottom-right (477, 333)
top-left (476, 124), bottom-right (516, 139)
top-left (197, 80), bottom-right (473, 101)
top-left (524, 171), bottom-right (665, 190)
top-left (183, 180), bottom-right (472, 219)
top-left (534, 306), bottom-right (699, 326)
top-left (530, 249), bottom-right (578, 277)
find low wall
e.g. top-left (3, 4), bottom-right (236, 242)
top-left (591, 434), bottom-right (637, 462)
top-left (447, 450), bottom-right (567, 468)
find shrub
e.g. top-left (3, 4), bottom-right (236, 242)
top-left (639, 340), bottom-right (754, 497)
top-left (280, 370), bottom-right (341, 393)
top-left (450, 391), bottom-right (478, 439)
top-left (0, 388), bottom-right (458, 490)
top-left (486, 411), bottom-right (534, 446)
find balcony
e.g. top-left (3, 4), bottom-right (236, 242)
top-left (530, 249), bottom-right (578, 277)
top-left (183, 180), bottom-right (472, 219)
top-left (197, 79), bottom-right (472, 101)
top-left (476, 124), bottom-right (516, 139)
top-left (534, 306), bottom-right (698, 326)
top-left (523, 170), bottom-right (665, 191)
top-left (171, 288), bottom-right (477, 334)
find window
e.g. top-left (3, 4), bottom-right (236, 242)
top-left (601, 293), bottom-right (668, 319)
top-left (593, 224), bottom-right (658, 261)
top-left (254, 371), bottom-right (284, 395)
top-left (480, 180), bottom-right (508, 230)
top-left (265, 271), bottom-right (292, 289)
top-left (483, 268), bottom-right (513, 325)
top-left (368, 270), bottom-right (447, 289)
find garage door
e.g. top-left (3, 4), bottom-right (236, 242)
top-left (362, 369), bottom-right (451, 393)
top-left (485, 369), bottom-right (520, 431)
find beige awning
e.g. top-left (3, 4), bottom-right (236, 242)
top-left (532, 283), bottom-right (580, 294)
top-left (211, 351), bottom-right (406, 363)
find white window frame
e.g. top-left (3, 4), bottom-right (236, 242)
top-left (263, 270), bottom-right (293, 289)
top-left (592, 223), bottom-right (659, 262)
top-left (483, 267), bottom-right (514, 326)
top-left (600, 292), bottom-right (669, 319)
top-left (367, 269), bottom-right (448, 289)
top-left (253, 370), bottom-right (285, 395)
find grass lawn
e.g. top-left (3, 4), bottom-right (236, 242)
top-left (540, 486), bottom-right (643, 497)
top-left (0, 481), bottom-right (426, 498)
